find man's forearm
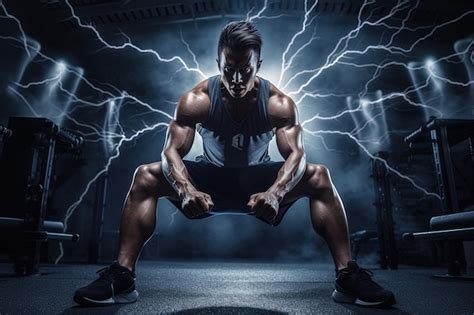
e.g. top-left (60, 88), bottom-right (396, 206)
top-left (161, 150), bottom-right (196, 198)
top-left (267, 151), bottom-right (306, 200)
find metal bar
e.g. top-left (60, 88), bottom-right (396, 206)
top-left (46, 232), bottom-right (80, 242)
top-left (372, 155), bottom-right (387, 269)
top-left (22, 231), bottom-right (80, 242)
top-left (439, 126), bottom-right (459, 212)
top-left (403, 227), bottom-right (474, 241)
top-left (372, 152), bottom-right (397, 269)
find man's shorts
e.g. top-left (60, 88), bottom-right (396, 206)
top-left (166, 159), bottom-right (300, 226)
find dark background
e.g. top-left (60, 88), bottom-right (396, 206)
top-left (0, 0), bottom-right (473, 266)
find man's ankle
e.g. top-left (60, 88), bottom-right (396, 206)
top-left (116, 260), bottom-right (134, 273)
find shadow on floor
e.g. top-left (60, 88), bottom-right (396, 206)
top-left (338, 304), bottom-right (410, 315)
top-left (62, 304), bottom-right (125, 315)
top-left (167, 306), bottom-right (287, 314)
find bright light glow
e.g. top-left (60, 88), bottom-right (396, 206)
top-left (425, 58), bottom-right (435, 72)
top-left (57, 61), bottom-right (66, 73)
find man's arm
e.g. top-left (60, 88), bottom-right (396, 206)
top-left (161, 118), bottom-right (196, 198)
top-left (267, 94), bottom-right (306, 200)
top-left (247, 91), bottom-right (306, 223)
top-left (161, 85), bottom-right (214, 216)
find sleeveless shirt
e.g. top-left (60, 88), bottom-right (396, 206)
top-left (196, 75), bottom-right (274, 167)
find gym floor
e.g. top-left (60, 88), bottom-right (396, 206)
top-left (0, 261), bottom-right (473, 314)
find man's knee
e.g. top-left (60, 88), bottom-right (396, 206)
top-left (305, 163), bottom-right (332, 192)
top-left (130, 163), bottom-right (163, 196)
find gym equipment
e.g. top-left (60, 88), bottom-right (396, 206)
top-left (0, 117), bottom-right (82, 275)
top-left (371, 151), bottom-right (398, 269)
top-left (350, 230), bottom-right (378, 261)
top-left (402, 118), bottom-right (474, 279)
top-left (350, 151), bottom-right (398, 269)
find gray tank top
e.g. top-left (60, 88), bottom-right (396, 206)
top-left (196, 75), bottom-right (274, 167)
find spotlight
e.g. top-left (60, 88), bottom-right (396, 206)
top-left (57, 61), bottom-right (66, 74)
top-left (425, 58), bottom-right (435, 73)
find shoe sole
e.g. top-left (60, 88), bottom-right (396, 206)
top-left (74, 290), bottom-right (139, 306)
top-left (332, 289), bottom-right (396, 307)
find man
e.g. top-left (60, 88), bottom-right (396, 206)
top-left (74, 21), bottom-right (396, 307)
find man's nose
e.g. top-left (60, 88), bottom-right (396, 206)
top-left (232, 70), bottom-right (242, 83)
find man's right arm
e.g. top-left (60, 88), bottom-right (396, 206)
top-left (161, 86), bottom-right (214, 215)
top-left (161, 118), bottom-right (197, 198)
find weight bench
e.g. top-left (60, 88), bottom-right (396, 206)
top-left (0, 217), bottom-right (79, 242)
top-left (403, 118), bottom-right (474, 279)
top-left (403, 210), bottom-right (474, 279)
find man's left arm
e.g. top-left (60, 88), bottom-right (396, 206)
top-left (247, 95), bottom-right (306, 223)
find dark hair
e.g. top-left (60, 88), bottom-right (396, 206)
top-left (217, 21), bottom-right (262, 60)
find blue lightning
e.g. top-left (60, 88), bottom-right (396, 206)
top-left (56, 121), bottom-right (170, 264)
top-left (246, 0), bottom-right (269, 22)
top-left (303, 128), bottom-right (440, 199)
top-left (63, 0), bottom-right (208, 79)
top-left (277, 0), bottom-right (319, 87)
top-left (0, 0), bottom-right (30, 57)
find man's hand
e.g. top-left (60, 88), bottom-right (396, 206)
top-left (247, 192), bottom-right (280, 224)
top-left (181, 190), bottom-right (214, 218)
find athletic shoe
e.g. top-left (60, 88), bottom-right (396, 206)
top-left (332, 260), bottom-right (396, 307)
top-left (73, 262), bottom-right (138, 306)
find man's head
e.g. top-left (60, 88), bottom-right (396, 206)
top-left (217, 21), bottom-right (263, 99)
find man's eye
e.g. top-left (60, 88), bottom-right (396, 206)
top-left (224, 66), bottom-right (232, 73)
top-left (244, 67), bottom-right (252, 73)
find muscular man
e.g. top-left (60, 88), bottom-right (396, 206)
top-left (74, 21), bottom-right (396, 307)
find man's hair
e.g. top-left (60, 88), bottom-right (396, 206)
top-left (217, 21), bottom-right (262, 60)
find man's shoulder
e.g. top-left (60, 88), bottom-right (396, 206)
top-left (183, 78), bottom-right (211, 103)
top-left (266, 81), bottom-right (297, 124)
top-left (177, 79), bottom-right (212, 123)
top-left (174, 79), bottom-right (213, 126)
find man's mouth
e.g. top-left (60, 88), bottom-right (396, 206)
top-left (231, 87), bottom-right (244, 94)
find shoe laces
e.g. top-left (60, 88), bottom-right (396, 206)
top-left (96, 266), bottom-right (120, 281)
top-left (354, 268), bottom-right (384, 290)
top-left (339, 261), bottom-right (373, 278)
top-left (340, 264), bottom-right (380, 287)
top-left (356, 267), bottom-right (374, 278)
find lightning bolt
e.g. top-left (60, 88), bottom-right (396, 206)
top-left (275, 0), bottom-right (470, 201)
top-left (0, 0), bottom-right (30, 57)
top-left (303, 128), bottom-right (440, 199)
top-left (277, 0), bottom-right (319, 87)
top-left (56, 121), bottom-right (170, 264)
top-left (63, 0), bottom-right (208, 79)
top-left (1, 33), bottom-right (176, 264)
top-left (246, 0), bottom-right (269, 22)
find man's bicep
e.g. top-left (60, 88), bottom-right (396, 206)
top-left (268, 94), bottom-right (305, 158)
top-left (163, 119), bottom-right (195, 158)
top-left (163, 89), bottom-right (206, 157)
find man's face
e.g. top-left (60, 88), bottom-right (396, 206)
top-left (218, 47), bottom-right (261, 99)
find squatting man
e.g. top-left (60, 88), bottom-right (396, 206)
top-left (74, 21), bottom-right (396, 308)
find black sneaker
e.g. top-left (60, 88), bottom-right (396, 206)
top-left (332, 260), bottom-right (396, 307)
top-left (74, 262), bottom-right (138, 306)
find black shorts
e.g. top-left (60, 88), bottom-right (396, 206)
top-left (166, 159), bottom-right (300, 226)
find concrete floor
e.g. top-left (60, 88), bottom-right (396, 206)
top-left (0, 261), bottom-right (473, 314)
